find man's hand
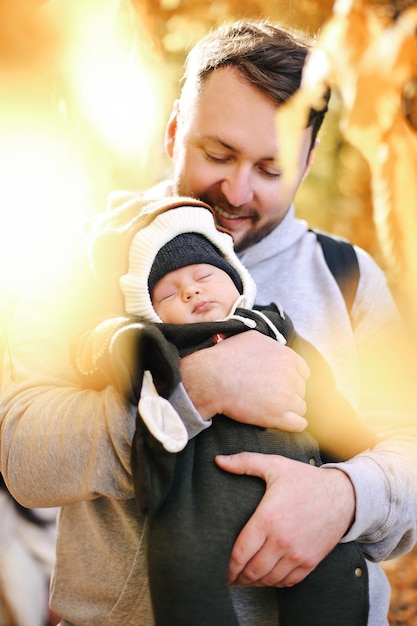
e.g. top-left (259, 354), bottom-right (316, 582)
top-left (179, 331), bottom-right (309, 431)
top-left (215, 452), bottom-right (356, 588)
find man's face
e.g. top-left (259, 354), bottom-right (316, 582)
top-left (166, 67), bottom-right (313, 252)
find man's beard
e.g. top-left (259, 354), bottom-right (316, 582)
top-left (198, 194), bottom-right (279, 253)
top-left (232, 221), bottom-right (279, 253)
top-left (172, 181), bottom-right (279, 252)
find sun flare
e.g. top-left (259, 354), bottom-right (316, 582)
top-left (0, 0), bottom-right (170, 321)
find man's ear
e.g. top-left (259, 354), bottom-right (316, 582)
top-left (302, 139), bottom-right (318, 181)
top-left (165, 99), bottom-right (180, 158)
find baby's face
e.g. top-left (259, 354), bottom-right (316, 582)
top-left (151, 263), bottom-right (240, 324)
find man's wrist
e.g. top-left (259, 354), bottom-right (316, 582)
top-left (168, 382), bottom-right (212, 439)
top-left (179, 349), bottom-right (222, 419)
top-left (323, 467), bottom-right (356, 537)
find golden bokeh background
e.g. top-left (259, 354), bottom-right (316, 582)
top-left (0, 2), bottom-right (416, 623)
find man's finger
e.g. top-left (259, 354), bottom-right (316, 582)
top-left (279, 411), bottom-right (308, 432)
top-left (295, 353), bottom-right (310, 380)
top-left (214, 451), bottom-right (278, 479)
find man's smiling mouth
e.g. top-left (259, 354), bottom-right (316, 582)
top-left (213, 204), bottom-right (255, 223)
top-left (214, 205), bottom-right (241, 220)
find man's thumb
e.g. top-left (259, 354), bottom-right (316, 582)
top-left (215, 451), bottom-right (269, 479)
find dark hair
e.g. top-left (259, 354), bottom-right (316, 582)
top-left (182, 20), bottom-right (330, 149)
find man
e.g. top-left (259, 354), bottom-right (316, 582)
top-left (1, 19), bottom-right (416, 626)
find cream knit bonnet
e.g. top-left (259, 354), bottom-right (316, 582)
top-left (119, 199), bottom-right (257, 323)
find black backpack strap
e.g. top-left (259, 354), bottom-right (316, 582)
top-left (311, 230), bottom-right (360, 315)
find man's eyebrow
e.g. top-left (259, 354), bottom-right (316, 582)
top-left (202, 135), bottom-right (237, 151)
top-left (263, 156), bottom-right (281, 164)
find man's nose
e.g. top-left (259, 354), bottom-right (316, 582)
top-left (220, 166), bottom-right (254, 206)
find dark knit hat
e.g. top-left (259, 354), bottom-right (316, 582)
top-left (148, 232), bottom-right (243, 294)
